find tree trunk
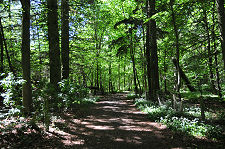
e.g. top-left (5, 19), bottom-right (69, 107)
top-left (21, 0), bottom-right (32, 113)
top-left (0, 17), bottom-right (14, 74)
top-left (216, 0), bottom-right (225, 70)
top-left (212, 0), bottom-right (222, 98)
top-left (130, 31), bottom-right (138, 95)
top-left (202, 3), bottom-right (217, 93)
top-left (61, 0), bottom-right (69, 79)
top-left (172, 59), bottom-right (196, 92)
top-left (146, 0), bottom-right (153, 100)
top-left (149, 0), bottom-right (160, 99)
top-left (0, 20), bottom-right (3, 73)
top-left (47, 0), bottom-right (61, 89)
top-left (170, 0), bottom-right (181, 110)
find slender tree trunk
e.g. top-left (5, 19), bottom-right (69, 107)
top-left (202, 4), bottom-right (217, 93)
top-left (213, 0), bottom-right (222, 98)
top-left (47, 0), bottom-right (61, 89)
top-left (118, 57), bottom-right (120, 91)
top-left (21, 0), bottom-right (32, 113)
top-left (130, 31), bottom-right (138, 95)
top-left (216, 0), bottom-right (225, 70)
top-left (0, 17), bottom-right (14, 74)
top-left (0, 21), bottom-right (3, 72)
top-left (124, 60), bottom-right (126, 90)
top-left (61, 0), bottom-right (69, 79)
top-left (170, 0), bottom-right (181, 110)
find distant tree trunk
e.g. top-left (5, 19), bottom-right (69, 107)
top-left (47, 0), bottom-right (61, 89)
top-left (202, 3), bottom-right (217, 93)
top-left (21, 0), bottom-right (32, 113)
top-left (163, 49), bottom-right (167, 93)
top-left (212, 0), bottom-right (222, 98)
top-left (0, 17), bottom-right (14, 74)
top-left (0, 20), bottom-right (3, 72)
top-left (109, 59), bottom-right (112, 93)
top-left (130, 31), bottom-right (138, 95)
top-left (170, 0), bottom-right (181, 110)
top-left (118, 57), bottom-right (120, 91)
top-left (124, 60), bottom-right (126, 90)
top-left (61, 0), bottom-right (70, 79)
top-left (216, 0), bottom-right (225, 70)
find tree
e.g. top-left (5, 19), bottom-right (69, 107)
top-left (146, 0), bottom-right (159, 100)
top-left (20, 0), bottom-right (32, 113)
top-left (47, 0), bottom-right (61, 88)
top-left (61, 0), bottom-right (70, 79)
top-left (216, 0), bottom-right (225, 70)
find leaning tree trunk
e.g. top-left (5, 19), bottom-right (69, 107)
top-left (21, 0), bottom-right (32, 113)
top-left (61, 0), bottom-right (70, 79)
top-left (47, 0), bottom-right (61, 89)
top-left (216, 0), bottom-right (225, 70)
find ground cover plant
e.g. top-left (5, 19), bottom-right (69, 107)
top-left (134, 93), bottom-right (225, 142)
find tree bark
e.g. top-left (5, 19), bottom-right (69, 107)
top-left (21, 0), bottom-right (32, 113)
top-left (172, 59), bottom-right (196, 92)
top-left (216, 0), bottom-right (225, 70)
top-left (202, 3), bottom-right (217, 93)
top-left (0, 17), bottom-right (14, 74)
top-left (47, 0), bottom-right (61, 88)
top-left (149, 0), bottom-right (159, 100)
top-left (146, 0), bottom-right (153, 100)
top-left (61, 0), bottom-right (70, 79)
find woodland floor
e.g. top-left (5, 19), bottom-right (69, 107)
top-left (1, 93), bottom-right (224, 149)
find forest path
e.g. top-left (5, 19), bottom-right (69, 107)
top-left (50, 93), bottom-right (187, 149)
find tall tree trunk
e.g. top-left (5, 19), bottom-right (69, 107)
top-left (0, 20), bottom-right (3, 73)
top-left (146, 0), bottom-right (153, 100)
top-left (21, 0), bottom-right (32, 113)
top-left (202, 3), bottom-right (217, 93)
top-left (0, 17), bottom-right (14, 74)
top-left (47, 0), bottom-right (61, 89)
top-left (216, 0), bottom-right (225, 70)
top-left (61, 0), bottom-right (69, 79)
top-left (170, 0), bottom-right (181, 110)
top-left (149, 0), bottom-right (160, 98)
top-left (213, 0), bottom-right (222, 98)
top-left (130, 31), bottom-right (138, 95)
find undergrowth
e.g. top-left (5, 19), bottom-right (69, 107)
top-left (134, 98), bottom-right (225, 140)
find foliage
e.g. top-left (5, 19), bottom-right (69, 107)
top-left (135, 98), bottom-right (225, 140)
top-left (0, 73), bottom-right (25, 115)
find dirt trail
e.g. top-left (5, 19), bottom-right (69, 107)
top-left (51, 93), bottom-right (187, 148)
top-left (2, 93), bottom-right (222, 148)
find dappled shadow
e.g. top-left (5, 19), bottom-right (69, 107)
top-left (50, 93), bottom-right (188, 149)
